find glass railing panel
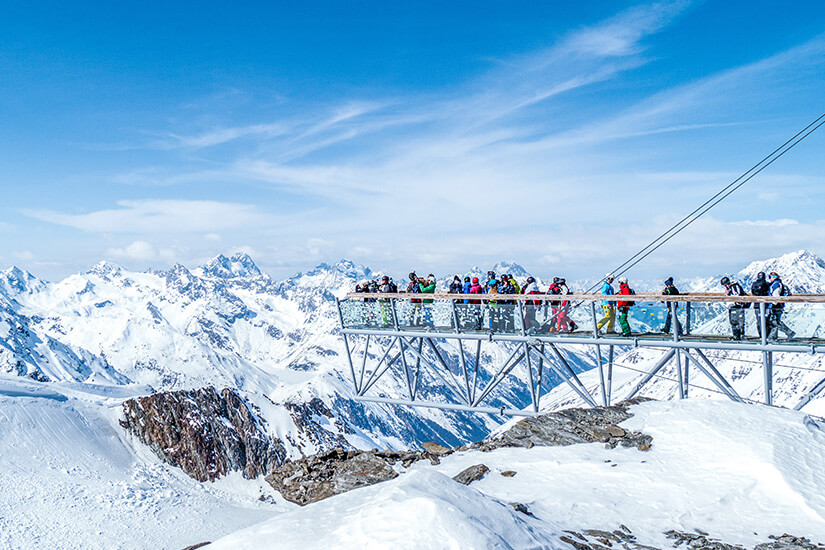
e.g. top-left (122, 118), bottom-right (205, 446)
top-left (339, 299), bottom-right (395, 330)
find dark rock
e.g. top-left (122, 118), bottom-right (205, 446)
top-left (477, 400), bottom-right (653, 452)
top-left (421, 441), bottom-right (452, 456)
top-left (606, 425), bottom-right (626, 437)
top-left (585, 529), bottom-right (620, 542)
top-left (181, 543), bottom-right (211, 550)
top-left (500, 470), bottom-right (517, 477)
top-left (452, 464), bottom-right (489, 485)
top-left (120, 387), bottom-right (286, 482)
top-left (509, 502), bottom-right (533, 516)
top-left (266, 451), bottom-right (398, 506)
top-left (561, 535), bottom-right (596, 550)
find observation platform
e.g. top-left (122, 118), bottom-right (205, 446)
top-left (337, 293), bottom-right (825, 416)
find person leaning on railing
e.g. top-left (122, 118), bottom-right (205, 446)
top-left (720, 276), bottom-right (748, 341)
top-left (751, 271), bottom-right (770, 337)
top-left (767, 272), bottom-right (795, 341)
top-left (660, 277), bottom-right (681, 334)
top-left (616, 277), bottom-right (634, 337)
top-left (596, 274), bottom-right (616, 334)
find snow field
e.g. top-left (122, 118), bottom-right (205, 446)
top-left (210, 400), bottom-right (825, 550)
top-left (0, 381), bottom-right (290, 550)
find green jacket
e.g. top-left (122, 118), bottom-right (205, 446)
top-left (419, 281), bottom-right (436, 303)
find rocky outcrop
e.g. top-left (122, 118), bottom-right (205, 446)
top-left (452, 464), bottom-right (489, 485)
top-left (264, 401), bottom-right (654, 505)
top-left (265, 447), bottom-right (398, 505)
top-left (558, 528), bottom-right (825, 550)
top-left (282, 397), bottom-right (353, 453)
top-left (474, 399), bottom-right (653, 452)
top-left (120, 387), bottom-right (286, 482)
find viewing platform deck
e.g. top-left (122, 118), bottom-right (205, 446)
top-left (336, 293), bottom-right (825, 416)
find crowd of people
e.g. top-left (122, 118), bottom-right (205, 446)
top-left (352, 269), bottom-right (798, 341)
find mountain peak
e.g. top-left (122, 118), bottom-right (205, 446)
top-left (87, 260), bottom-right (124, 278)
top-left (737, 250), bottom-right (825, 293)
top-left (0, 266), bottom-right (46, 295)
top-left (201, 252), bottom-right (263, 279)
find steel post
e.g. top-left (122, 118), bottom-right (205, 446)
top-left (760, 302), bottom-right (772, 405)
top-left (548, 343), bottom-right (596, 405)
top-left (794, 374), bottom-right (825, 411)
top-left (680, 350), bottom-right (743, 403)
top-left (591, 301), bottom-right (608, 406)
top-left (690, 348), bottom-right (744, 403)
top-left (624, 349), bottom-right (676, 400)
top-left (531, 346), bottom-right (598, 408)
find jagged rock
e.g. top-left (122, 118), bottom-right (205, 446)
top-left (452, 463), bottom-right (489, 485)
top-left (477, 399), bottom-right (653, 452)
top-left (421, 441), bottom-right (452, 456)
top-left (266, 450), bottom-right (398, 505)
top-left (510, 502), bottom-right (533, 516)
top-left (606, 425), bottom-right (626, 437)
top-left (560, 528), bottom-right (825, 550)
top-left (501, 470), bottom-right (517, 477)
top-left (120, 387), bottom-right (286, 482)
top-left (282, 398), bottom-right (353, 452)
top-left (756, 534), bottom-right (825, 550)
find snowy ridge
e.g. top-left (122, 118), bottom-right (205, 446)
top-left (209, 400), bottom-right (825, 549)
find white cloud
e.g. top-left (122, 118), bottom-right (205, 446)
top-left (105, 241), bottom-right (181, 262)
top-left (25, 200), bottom-right (268, 233)
top-left (12, 250), bottom-right (34, 261)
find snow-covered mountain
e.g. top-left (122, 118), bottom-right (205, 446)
top-left (3, 250), bottom-right (825, 549)
top-left (1, 253), bottom-right (589, 460)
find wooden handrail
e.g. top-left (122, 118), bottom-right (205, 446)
top-left (343, 292), bottom-right (825, 304)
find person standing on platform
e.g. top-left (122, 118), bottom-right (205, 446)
top-left (449, 275), bottom-right (463, 295)
top-left (721, 276), bottom-right (749, 340)
top-left (661, 277), bottom-right (681, 334)
top-left (468, 277), bottom-right (484, 329)
top-left (616, 277), bottom-right (634, 337)
top-left (419, 274), bottom-right (437, 327)
top-left (597, 274), bottom-right (616, 333)
top-left (767, 272), bottom-right (795, 341)
top-left (522, 276), bottom-right (541, 332)
top-left (751, 271), bottom-right (770, 337)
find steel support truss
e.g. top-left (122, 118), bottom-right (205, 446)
top-left (337, 296), bottom-right (825, 416)
top-left (339, 331), bottom-right (600, 417)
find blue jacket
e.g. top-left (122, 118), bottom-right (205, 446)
top-left (601, 281), bottom-right (615, 306)
top-left (462, 281), bottom-right (472, 303)
top-left (769, 279), bottom-right (785, 309)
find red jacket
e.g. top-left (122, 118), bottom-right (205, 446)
top-left (468, 282), bottom-right (484, 304)
top-left (617, 283), bottom-right (633, 309)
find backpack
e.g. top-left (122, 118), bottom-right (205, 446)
top-left (781, 284), bottom-right (791, 297)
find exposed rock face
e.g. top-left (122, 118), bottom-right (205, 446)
top-left (452, 464), bottom-right (489, 485)
top-left (263, 401), bottom-right (655, 505)
top-left (282, 397), bottom-right (353, 453)
top-left (120, 387), bottom-right (287, 482)
top-left (476, 399), bottom-right (653, 452)
top-left (265, 447), bottom-right (398, 505)
top-left (558, 528), bottom-right (825, 550)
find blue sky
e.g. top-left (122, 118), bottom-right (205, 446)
top-left (2, 1), bottom-right (825, 282)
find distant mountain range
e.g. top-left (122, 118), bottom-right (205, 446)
top-left (2, 249), bottom-right (824, 458)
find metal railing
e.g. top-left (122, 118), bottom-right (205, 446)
top-left (336, 293), bottom-right (825, 415)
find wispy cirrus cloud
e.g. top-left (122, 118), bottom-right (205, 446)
top-left (25, 200), bottom-right (268, 233)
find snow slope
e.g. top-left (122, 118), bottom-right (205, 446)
top-left (209, 400), bottom-right (825, 549)
top-left (0, 375), bottom-right (291, 550)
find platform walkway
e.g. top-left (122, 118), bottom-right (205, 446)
top-left (337, 293), bottom-right (825, 416)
